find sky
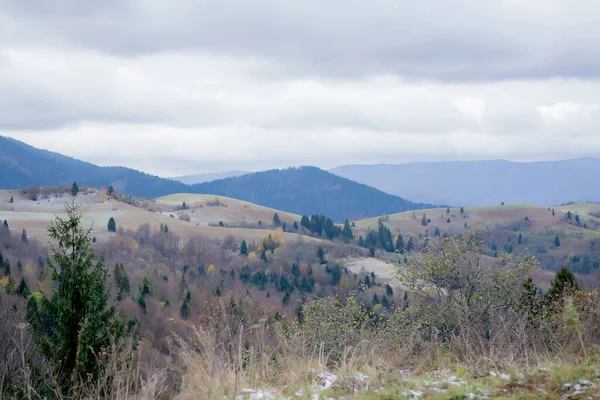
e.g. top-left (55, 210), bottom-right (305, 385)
top-left (1, 0), bottom-right (600, 177)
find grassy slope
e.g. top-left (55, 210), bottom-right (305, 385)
top-left (354, 203), bottom-right (600, 285)
top-left (0, 190), bottom-right (313, 245)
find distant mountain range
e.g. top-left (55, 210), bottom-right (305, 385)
top-left (0, 136), bottom-right (432, 221)
top-left (171, 170), bottom-right (249, 185)
top-left (330, 158), bottom-right (600, 207)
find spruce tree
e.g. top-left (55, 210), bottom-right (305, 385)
top-left (71, 181), bottom-right (80, 196)
top-left (520, 277), bottom-right (541, 318)
top-left (272, 213), bottom-right (281, 226)
top-left (28, 203), bottom-right (123, 395)
top-left (317, 246), bottom-right (326, 264)
top-left (381, 295), bottom-right (390, 309)
top-left (518, 233), bottom-right (523, 244)
top-left (342, 219), bottom-right (354, 240)
top-left (181, 291), bottom-right (192, 319)
top-left (240, 240), bottom-right (248, 256)
top-left (107, 217), bottom-right (116, 233)
top-left (386, 284), bottom-right (393, 296)
top-left (421, 214), bottom-right (428, 226)
top-left (21, 228), bottom-right (27, 243)
top-left (395, 234), bottom-right (404, 252)
top-left (554, 236), bottom-right (561, 247)
top-left (372, 293), bottom-right (379, 305)
top-left (547, 266), bottom-right (579, 303)
top-left (17, 277), bottom-right (30, 298)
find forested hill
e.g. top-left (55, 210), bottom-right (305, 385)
top-left (0, 136), bottom-right (189, 198)
top-left (192, 166), bottom-right (435, 222)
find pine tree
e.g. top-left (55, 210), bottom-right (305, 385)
top-left (27, 202), bottom-right (123, 395)
top-left (240, 240), bottom-right (248, 256)
top-left (460, 207), bottom-right (464, 213)
top-left (272, 213), bottom-right (281, 226)
top-left (518, 233), bottom-right (523, 244)
top-left (21, 228), bottom-right (27, 243)
top-left (107, 217), bottom-right (116, 232)
top-left (182, 201), bottom-right (187, 209)
top-left (3, 220), bottom-right (8, 228)
top-left (71, 181), bottom-right (80, 196)
top-left (293, 221), bottom-right (299, 230)
top-left (282, 291), bottom-right (290, 305)
top-left (107, 185), bottom-right (114, 196)
top-left (434, 227), bottom-right (441, 237)
top-left (446, 207), bottom-right (450, 214)
top-left (421, 214), bottom-right (428, 226)
top-left (554, 236), bottom-right (561, 247)
top-left (9, 196), bottom-right (13, 203)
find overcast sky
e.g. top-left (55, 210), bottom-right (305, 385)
top-left (1, 0), bottom-right (600, 177)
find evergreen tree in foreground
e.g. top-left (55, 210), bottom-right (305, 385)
top-left (27, 202), bottom-right (123, 396)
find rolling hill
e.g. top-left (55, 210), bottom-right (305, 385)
top-left (330, 158), bottom-right (600, 207)
top-left (0, 137), bottom-right (435, 221)
top-left (354, 203), bottom-right (600, 277)
top-left (190, 166), bottom-right (436, 222)
top-left (0, 136), bottom-right (189, 198)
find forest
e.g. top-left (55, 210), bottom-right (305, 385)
top-left (1, 201), bottom-right (599, 399)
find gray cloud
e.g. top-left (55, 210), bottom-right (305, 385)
top-left (2, 0), bottom-right (600, 81)
top-left (1, 1), bottom-right (600, 177)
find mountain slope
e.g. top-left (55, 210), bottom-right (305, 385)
top-left (0, 137), bottom-right (433, 220)
top-left (0, 136), bottom-right (189, 198)
top-left (192, 166), bottom-right (435, 222)
top-left (171, 170), bottom-right (249, 185)
top-left (330, 158), bottom-right (600, 207)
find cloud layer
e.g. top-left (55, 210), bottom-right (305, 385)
top-left (1, 0), bottom-right (600, 176)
